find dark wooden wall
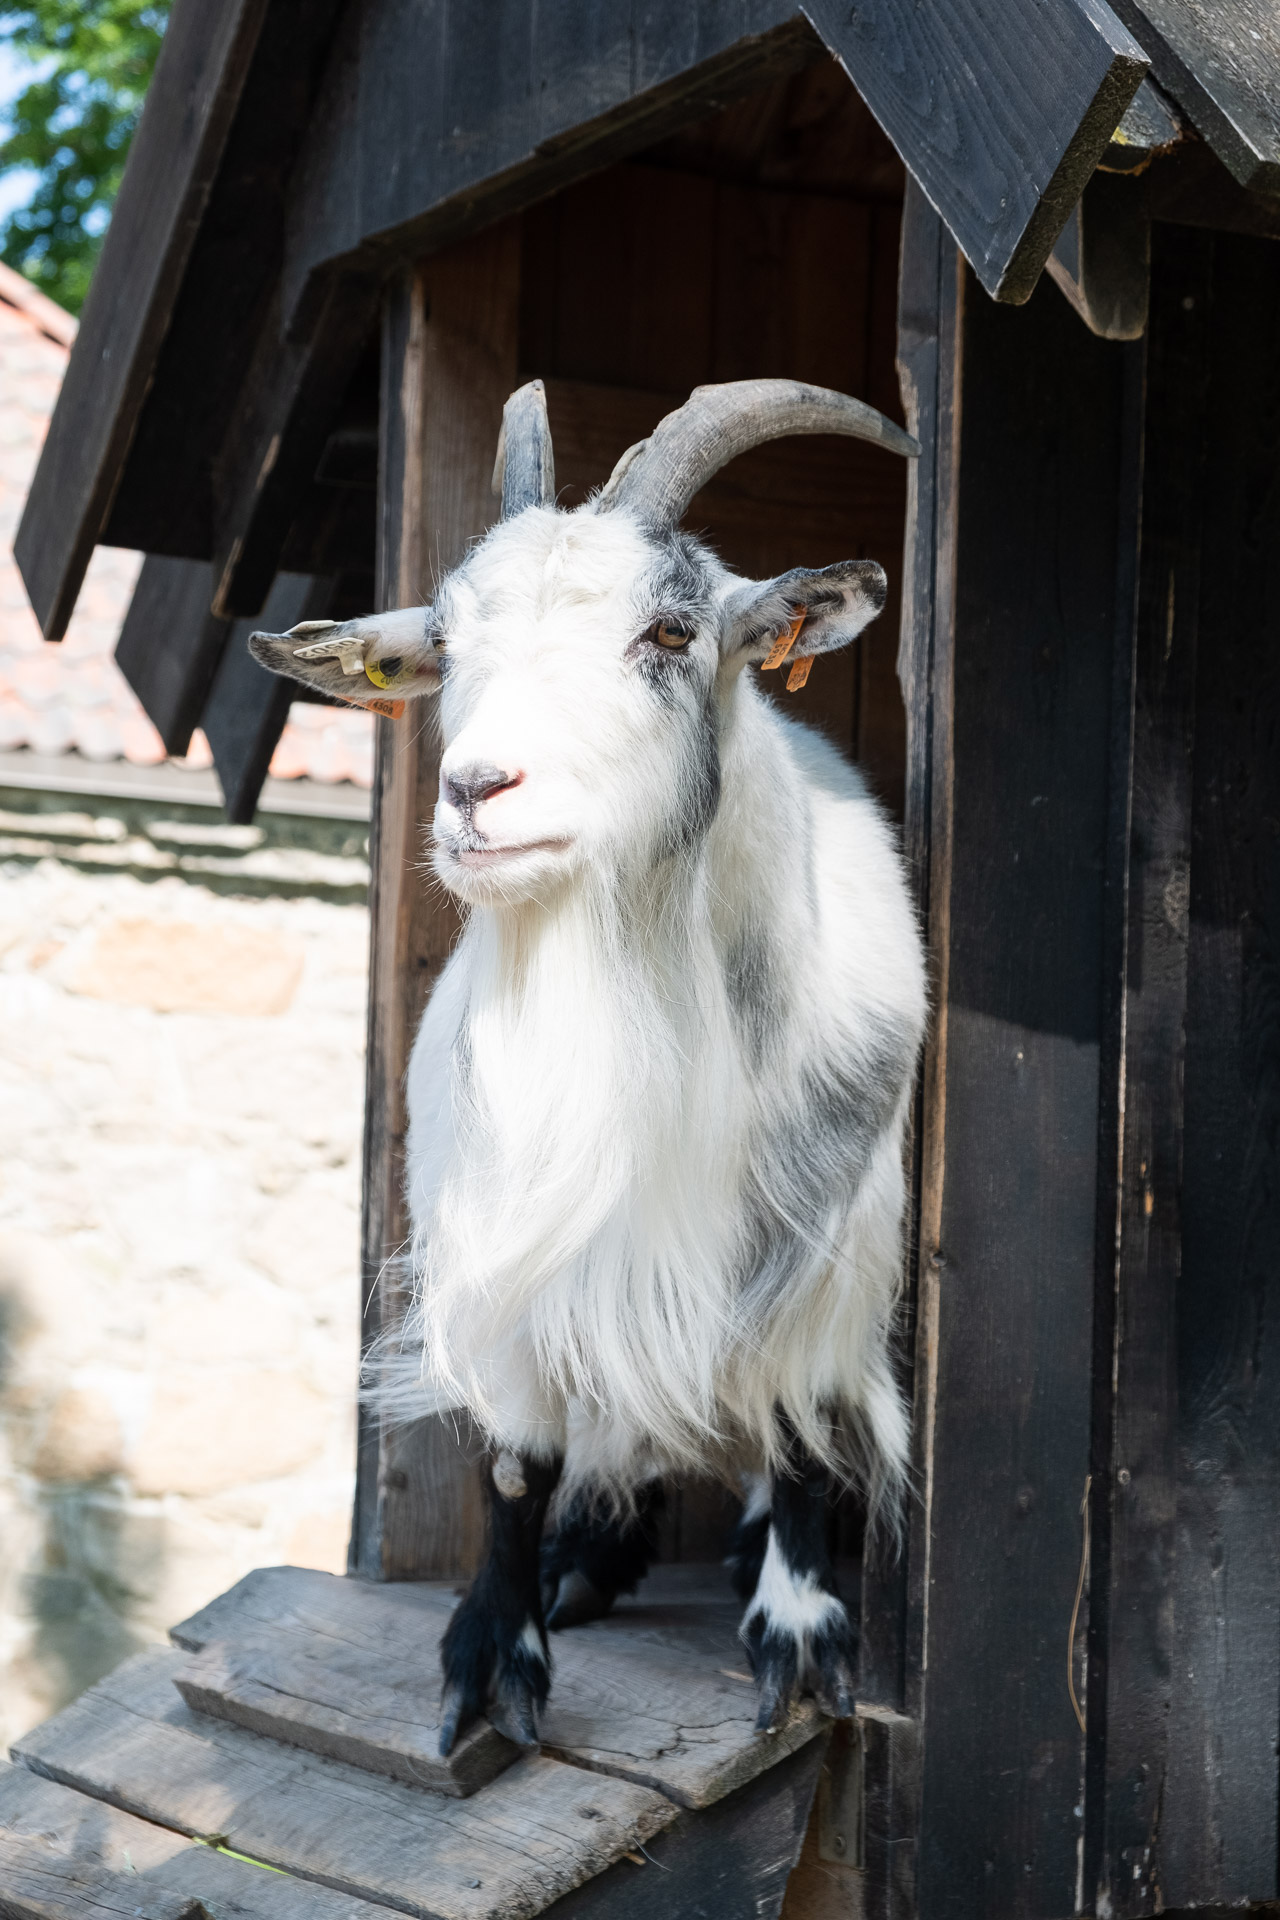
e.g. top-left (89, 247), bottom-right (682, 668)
top-left (899, 186), bottom-right (1280, 1918)
top-left (521, 60), bottom-right (909, 816)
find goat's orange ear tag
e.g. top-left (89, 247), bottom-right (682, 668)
top-left (334, 693), bottom-right (404, 719)
top-left (785, 655), bottom-right (814, 692)
top-left (760, 607), bottom-right (807, 673)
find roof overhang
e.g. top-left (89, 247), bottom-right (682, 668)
top-left (14, 0), bottom-right (1279, 648)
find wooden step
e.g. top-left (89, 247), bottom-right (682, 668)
top-left (11, 1648), bottom-right (676, 1920)
top-left (0, 1760), bottom-right (390, 1919)
top-left (169, 1563), bottom-right (824, 1810)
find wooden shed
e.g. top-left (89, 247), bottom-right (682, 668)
top-left (9, 3), bottom-right (1280, 1916)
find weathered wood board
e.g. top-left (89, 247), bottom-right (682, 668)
top-left (170, 1565), bottom-right (824, 1811)
top-left (12, 1650), bottom-right (676, 1920)
top-left (173, 1632), bottom-right (519, 1799)
top-left (0, 1760), bottom-right (389, 1920)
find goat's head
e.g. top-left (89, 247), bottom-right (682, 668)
top-left (251, 379), bottom-right (918, 905)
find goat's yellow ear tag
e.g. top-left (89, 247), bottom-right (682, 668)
top-left (760, 607), bottom-right (806, 672)
top-left (364, 660), bottom-right (396, 690)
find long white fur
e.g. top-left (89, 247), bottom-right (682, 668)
top-left (339, 506), bottom-right (924, 1514)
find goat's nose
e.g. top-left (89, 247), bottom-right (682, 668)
top-left (443, 762), bottom-right (519, 816)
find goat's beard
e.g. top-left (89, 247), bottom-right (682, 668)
top-left (403, 851), bottom-right (756, 1481)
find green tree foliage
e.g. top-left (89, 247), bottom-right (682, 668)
top-left (0, 1), bottom-right (169, 313)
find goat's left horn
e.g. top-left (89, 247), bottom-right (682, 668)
top-left (598, 379), bottom-right (919, 530)
top-left (492, 379), bottom-right (555, 518)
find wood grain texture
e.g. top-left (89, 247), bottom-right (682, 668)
top-left (0, 1760), bottom-right (391, 1919)
top-left (13, 1649), bottom-right (676, 1920)
top-left (1157, 231), bottom-right (1280, 1909)
top-left (210, 277), bottom-right (380, 622)
top-left (914, 262), bottom-right (1130, 1918)
top-left (170, 1564), bottom-right (825, 1812)
top-left (891, 183), bottom-right (961, 1794)
top-left (1109, 0), bottom-right (1280, 193)
top-left (354, 228), bottom-right (519, 1583)
top-left (19, 0), bottom-right (1148, 645)
top-left (1093, 226), bottom-right (1209, 1920)
top-left (279, 0), bottom-right (1144, 317)
top-left (808, 0), bottom-right (1148, 302)
top-left (13, 0), bottom-right (269, 638)
top-left (173, 1635), bottom-right (518, 1800)
top-left (114, 557), bottom-right (228, 758)
top-left (543, 1733), bottom-right (828, 1920)
top-left (1046, 170), bottom-right (1151, 341)
top-left (201, 572), bottom-right (330, 825)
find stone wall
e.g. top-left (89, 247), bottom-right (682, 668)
top-left (0, 804), bottom-right (369, 1747)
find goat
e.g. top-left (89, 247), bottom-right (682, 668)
top-left (251, 378), bottom-right (926, 1752)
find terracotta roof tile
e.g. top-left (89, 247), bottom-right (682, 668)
top-left (0, 272), bottom-right (372, 792)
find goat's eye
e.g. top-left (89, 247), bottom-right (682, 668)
top-left (653, 618), bottom-right (692, 649)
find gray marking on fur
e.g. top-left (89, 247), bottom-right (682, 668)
top-left (725, 924), bottom-right (781, 1068)
top-left (736, 1009), bottom-right (917, 1321)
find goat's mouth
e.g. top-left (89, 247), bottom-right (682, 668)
top-left (449, 836), bottom-right (573, 869)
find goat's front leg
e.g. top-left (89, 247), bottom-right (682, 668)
top-left (739, 1433), bottom-right (858, 1733)
top-left (438, 1448), bottom-right (563, 1755)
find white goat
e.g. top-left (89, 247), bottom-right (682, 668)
top-left (252, 378), bottom-right (926, 1750)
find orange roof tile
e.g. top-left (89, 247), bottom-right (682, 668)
top-left (0, 265), bottom-right (372, 791)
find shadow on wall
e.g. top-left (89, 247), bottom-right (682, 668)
top-left (0, 1262), bottom-right (160, 1721)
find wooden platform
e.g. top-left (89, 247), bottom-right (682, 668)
top-left (1, 1565), bottom-right (846, 1920)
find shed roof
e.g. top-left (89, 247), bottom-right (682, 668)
top-left (12, 0), bottom-right (1280, 660)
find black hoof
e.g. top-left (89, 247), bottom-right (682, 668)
top-left (741, 1600), bottom-right (859, 1732)
top-left (438, 1595), bottom-right (550, 1756)
top-left (810, 1620), bottom-right (858, 1721)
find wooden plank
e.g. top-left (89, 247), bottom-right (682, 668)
top-left (1152, 232), bottom-right (1280, 1908)
top-left (809, 0), bottom-right (1148, 303)
top-left (114, 558), bottom-right (227, 758)
top-left (912, 257), bottom-right (1131, 1916)
top-left (1108, 0), bottom-right (1280, 195)
top-left (872, 178), bottom-right (961, 1920)
top-left (210, 277), bottom-right (380, 621)
top-left (13, 0), bottom-right (270, 638)
top-left (1092, 225), bottom-right (1209, 1920)
top-left (170, 1564), bottom-right (825, 1812)
top-left (100, 0), bottom-right (349, 564)
top-left (353, 225), bottom-right (519, 1583)
top-left (201, 574), bottom-right (330, 826)
top-left (279, 10), bottom-right (819, 324)
top-left (544, 1734), bottom-right (828, 1920)
top-left (173, 1628), bottom-right (520, 1800)
top-left (0, 1761), bottom-right (391, 1920)
top-left (278, 0), bottom-right (1146, 319)
top-left (1047, 170), bottom-right (1150, 341)
top-left (13, 1649), bottom-right (677, 1920)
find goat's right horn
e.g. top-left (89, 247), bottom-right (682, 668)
top-left (598, 378), bottom-right (919, 529)
top-left (492, 379), bottom-right (555, 518)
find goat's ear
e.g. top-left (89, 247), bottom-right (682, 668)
top-left (722, 559), bottom-right (887, 670)
top-left (248, 605), bottom-right (442, 707)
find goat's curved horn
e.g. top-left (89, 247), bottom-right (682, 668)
top-left (598, 379), bottom-right (919, 528)
top-left (492, 379), bottom-right (555, 518)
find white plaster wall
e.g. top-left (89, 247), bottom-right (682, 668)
top-left (0, 857), bottom-right (367, 1746)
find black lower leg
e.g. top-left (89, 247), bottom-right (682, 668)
top-left (438, 1448), bottom-right (562, 1755)
top-left (740, 1425), bottom-right (858, 1732)
top-left (541, 1480), bottom-right (664, 1629)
